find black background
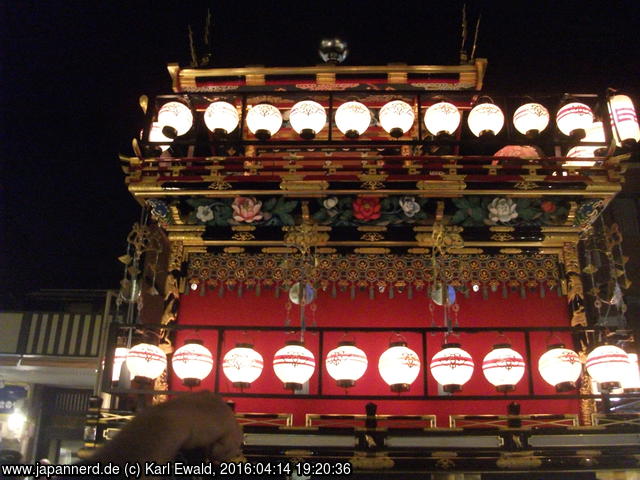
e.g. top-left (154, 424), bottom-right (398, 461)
top-left (2, 0), bottom-right (639, 303)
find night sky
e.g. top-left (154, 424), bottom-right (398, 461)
top-left (2, 1), bottom-right (639, 304)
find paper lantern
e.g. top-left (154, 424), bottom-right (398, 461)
top-left (148, 122), bottom-right (173, 151)
top-left (608, 94), bottom-right (640, 146)
top-left (111, 347), bottom-right (129, 384)
top-left (556, 102), bottom-right (593, 138)
top-left (273, 341), bottom-right (316, 390)
top-left (564, 121), bottom-right (606, 166)
top-left (172, 340), bottom-right (214, 387)
top-left (468, 102), bottom-right (504, 137)
top-left (325, 341), bottom-right (368, 388)
top-left (223, 343), bottom-right (264, 389)
top-left (157, 101), bottom-right (193, 138)
top-left (429, 343), bottom-right (474, 393)
top-left (289, 100), bottom-right (326, 139)
top-left (586, 345), bottom-right (630, 390)
top-left (424, 101), bottom-right (461, 136)
top-left (335, 101), bottom-right (371, 138)
top-left (513, 102), bottom-right (550, 136)
top-left (246, 104), bottom-right (283, 140)
top-left (538, 344), bottom-right (582, 392)
top-left (378, 341), bottom-right (421, 392)
top-left (126, 343), bottom-right (167, 383)
top-left (379, 100), bottom-right (415, 138)
top-left (482, 344), bottom-right (525, 392)
top-left (622, 353), bottom-right (640, 393)
top-left (204, 101), bottom-right (239, 135)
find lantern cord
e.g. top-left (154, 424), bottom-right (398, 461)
top-left (544, 331), bottom-right (565, 347)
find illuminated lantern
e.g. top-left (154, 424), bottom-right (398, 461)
top-left (246, 104), bottom-right (283, 140)
top-left (148, 122), bottom-right (173, 151)
top-left (622, 353), bottom-right (640, 393)
top-left (111, 347), bottom-right (129, 385)
top-left (429, 343), bottom-right (474, 393)
top-left (222, 343), bottom-right (264, 389)
top-left (424, 101), bottom-right (461, 136)
top-left (325, 341), bottom-right (368, 388)
top-left (513, 102), bottom-right (550, 137)
top-left (204, 101), bottom-right (239, 135)
top-left (608, 94), bottom-right (640, 146)
top-left (126, 343), bottom-right (167, 383)
top-left (482, 344), bottom-right (525, 392)
top-left (335, 101), bottom-right (371, 138)
top-left (172, 340), bottom-right (214, 387)
top-left (467, 102), bottom-right (504, 137)
top-left (273, 341), bottom-right (316, 390)
top-left (586, 344), bottom-right (630, 390)
top-left (157, 101), bottom-right (193, 138)
top-left (538, 344), bottom-right (582, 392)
top-left (289, 100), bottom-right (327, 139)
top-left (564, 121), bottom-right (606, 166)
top-left (379, 100), bottom-right (415, 138)
top-left (378, 340), bottom-right (421, 392)
top-left (556, 102), bottom-right (593, 138)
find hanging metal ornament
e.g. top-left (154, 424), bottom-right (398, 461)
top-left (289, 282), bottom-right (316, 305)
top-left (430, 283), bottom-right (456, 306)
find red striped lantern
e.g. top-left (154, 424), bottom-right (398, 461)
top-left (325, 341), bottom-right (368, 388)
top-left (586, 345), bottom-right (629, 391)
top-left (608, 94), bottom-right (640, 147)
top-left (273, 341), bottom-right (316, 391)
top-left (430, 343), bottom-right (474, 393)
top-left (556, 102), bottom-right (593, 138)
top-left (172, 340), bottom-right (214, 387)
top-left (126, 343), bottom-right (167, 383)
top-left (482, 344), bottom-right (525, 393)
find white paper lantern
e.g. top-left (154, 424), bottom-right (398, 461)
top-left (556, 102), bottom-right (593, 137)
top-left (622, 353), bottom-right (640, 392)
top-left (586, 344), bottom-right (630, 390)
top-left (513, 102), bottom-right (550, 136)
top-left (379, 100), bottom-right (415, 138)
top-left (325, 341), bottom-right (368, 388)
top-left (246, 104), bottom-right (283, 140)
top-left (289, 100), bottom-right (326, 139)
top-left (424, 101), bottom-right (461, 136)
top-left (564, 121), bottom-right (606, 165)
top-left (538, 344), bottom-right (582, 392)
top-left (429, 343), bottom-right (474, 393)
top-left (482, 344), bottom-right (525, 392)
top-left (172, 340), bottom-right (214, 387)
top-left (335, 101), bottom-right (371, 138)
top-left (111, 347), bottom-right (129, 384)
top-left (126, 343), bottom-right (167, 383)
top-left (273, 341), bottom-right (316, 390)
top-left (378, 341), bottom-right (421, 392)
top-left (204, 101), bottom-right (239, 135)
top-left (608, 94), bottom-right (640, 146)
top-left (148, 122), bottom-right (173, 151)
top-left (223, 343), bottom-right (264, 389)
top-left (157, 101), bottom-right (193, 138)
top-left (468, 102), bottom-right (504, 137)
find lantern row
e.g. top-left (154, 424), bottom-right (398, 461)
top-left (114, 339), bottom-right (640, 394)
top-left (150, 95), bottom-right (640, 151)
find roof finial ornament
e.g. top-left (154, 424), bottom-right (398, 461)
top-left (319, 38), bottom-right (348, 64)
top-left (188, 8), bottom-right (214, 67)
top-left (459, 4), bottom-right (468, 64)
